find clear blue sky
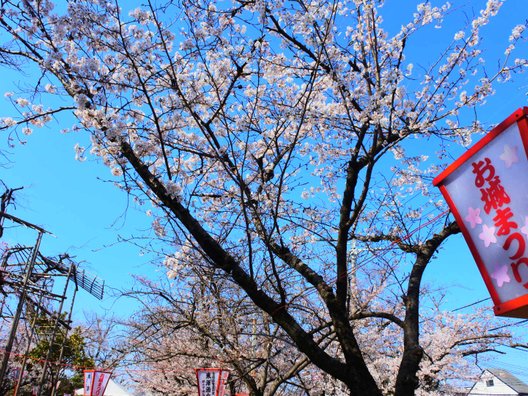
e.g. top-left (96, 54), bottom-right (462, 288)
top-left (0, 111), bottom-right (152, 315)
top-left (0, 0), bottom-right (527, 385)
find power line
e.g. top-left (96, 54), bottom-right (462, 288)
top-left (452, 297), bottom-right (491, 312)
top-left (287, 209), bottom-right (451, 305)
top-left (489, 319), bottom-right (528, 332)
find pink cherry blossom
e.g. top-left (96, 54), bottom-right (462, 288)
top-left (479, 224), bottom-right (497, 247)
top-left (499, 144), bottom-right (519, 168)
top-left (521, 216), bottom-right (528, 237)
top-left (465, 207), bottom-right (483, 229)
top-left (491, 264), bottom-right (511, 287)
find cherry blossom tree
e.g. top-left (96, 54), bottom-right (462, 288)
top-left (0, 0), bottom-right (527, 394)
top-left (121, 273), bottom-right (519, 396)
top-left (81, 313), bottom-right (124, 373)
top-left (123, 275), bottom-right (318, 395)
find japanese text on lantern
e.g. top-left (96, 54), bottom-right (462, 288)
top-left (472, 157), bottom-right (528, 289)
top-left (203, 372), bottom-right (213, 396)
top-left (434, 107), bottom-right (528, 318)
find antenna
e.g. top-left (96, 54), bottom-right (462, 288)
top-left (0, 185), bottom-right (107, 395)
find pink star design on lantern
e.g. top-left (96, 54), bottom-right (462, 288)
top-left (499, 144), bottom-right (519, 168)
top-left (479, 224), bottom-right (497, 247)
top-left (465, 207), bottom-right (482, 229)
top-left (521, 216), bottom-right (528, 237)
top-left (490, 264), bottom-right (511, 288)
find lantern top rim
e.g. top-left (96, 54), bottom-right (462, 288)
top-left (433, 107), bottom-right (528, 187)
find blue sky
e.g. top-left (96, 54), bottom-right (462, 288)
top-left (0, 0), bottom-right (527, 385)
top-left (0, 107), bottom-right (152, 317)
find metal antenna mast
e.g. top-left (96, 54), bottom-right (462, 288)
top-left (0, 186), bottom-right (106, 395)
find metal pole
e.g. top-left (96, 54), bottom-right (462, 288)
top-left (0, 231), bottom-right (43, 387)
top-left (13, 280), bottom-right (49, 396)
top-left (0, 250), bottom-right (11, 319)
top-left (37, 264), bottom-right (73, 395)
top-left (50, 266), bottom-right (78, 396)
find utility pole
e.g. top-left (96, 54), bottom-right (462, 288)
top-left (13, 281), bottom-right (49, 396)
top-left (0, 186), bottom-right (105, 395)
top-left (0, 231), bottom-right (43, 385)
top-left (50, 268), bottom-right (78, 396)
top-left (37, 263), bottom-right (73, 395)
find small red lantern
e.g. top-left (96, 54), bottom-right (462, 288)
top-left (195, 368), bottom-right (229, 396)
top-left (434, 107), bottom-right (528, 318)
top-left (83, 370), bottom-right (112, 396)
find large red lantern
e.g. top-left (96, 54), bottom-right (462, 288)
top-left (434, 107), bottom-right (528, 318)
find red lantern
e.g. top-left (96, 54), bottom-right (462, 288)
top-left (195, 368), bottom-right (229, 396)
top-left (434, 107), bottom-right (528, 318)
top-left (83, 370), bottom-right (112, 396)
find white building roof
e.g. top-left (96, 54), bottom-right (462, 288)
top-left (468, 369), bottom-right (528, 395)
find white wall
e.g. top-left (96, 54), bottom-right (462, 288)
top-left (469, 371), bottom-right (518, 395)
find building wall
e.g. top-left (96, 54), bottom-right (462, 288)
top-left (469, 371), bottom-right (518, 395)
